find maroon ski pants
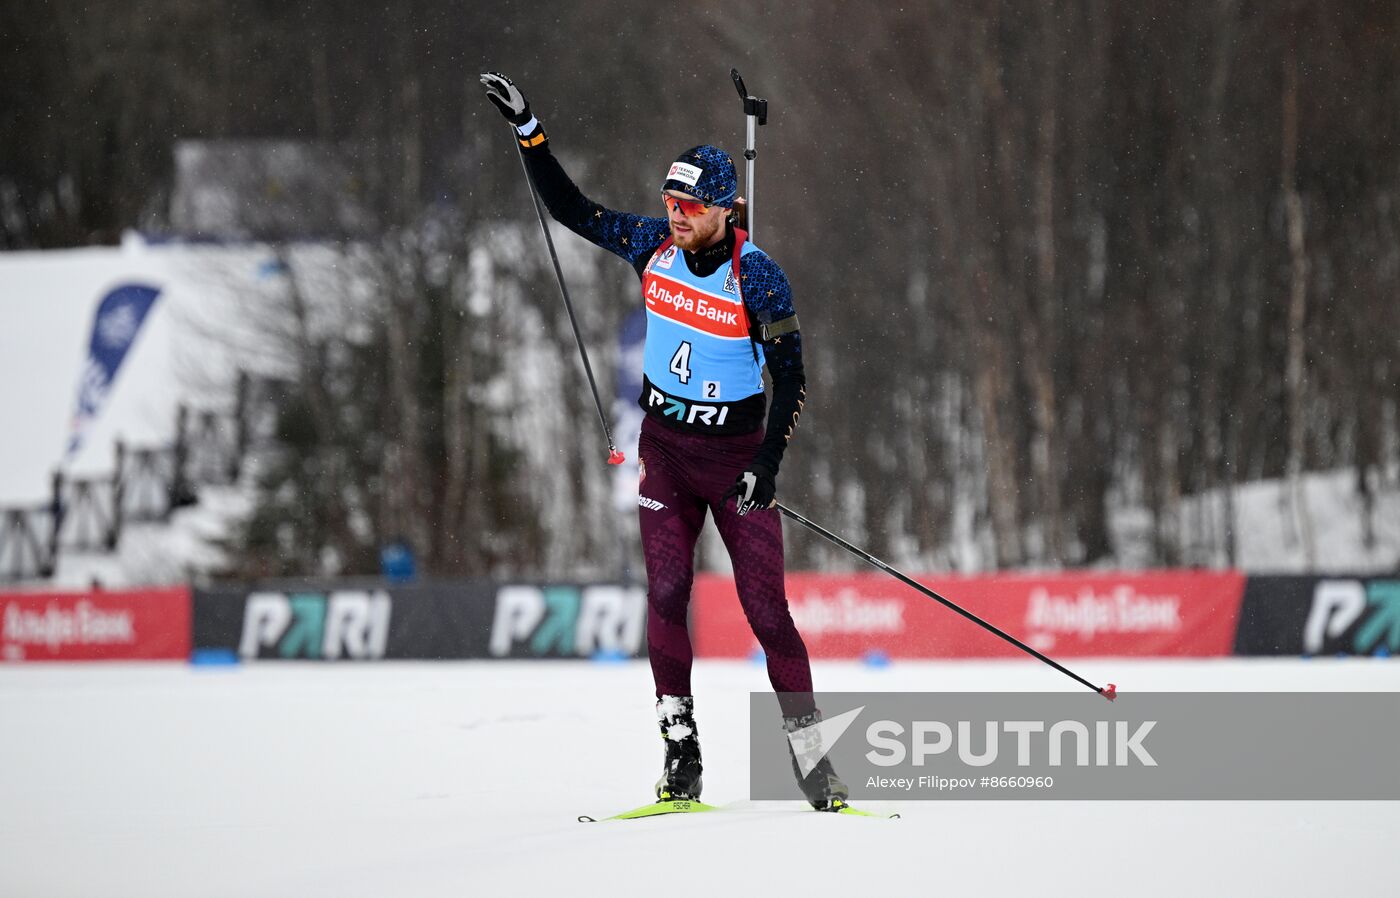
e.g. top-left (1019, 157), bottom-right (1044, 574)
top-left (637, 416), bottom-right (814, 717)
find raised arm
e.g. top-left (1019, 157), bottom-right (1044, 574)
top-left (480, 72), bottom-right (668, 273)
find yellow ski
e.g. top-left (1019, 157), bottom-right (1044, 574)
top-left (578, 797), bottom-right (898, 822)
top-left (578, 798), bottom-right (719, 823)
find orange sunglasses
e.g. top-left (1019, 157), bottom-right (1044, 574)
top-left (662, 193), bottom-right (713, 217)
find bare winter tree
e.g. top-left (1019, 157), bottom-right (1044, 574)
top-left (6, 0), bottom-right (1399, 574)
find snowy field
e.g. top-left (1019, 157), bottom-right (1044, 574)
top-left (3, 658), bottom-right (1399, 898)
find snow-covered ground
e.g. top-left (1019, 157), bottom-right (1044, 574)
top-left (1172, 468), bottom-right (1400, 573)
top-left (3, 657), bottom-right (1398, 898)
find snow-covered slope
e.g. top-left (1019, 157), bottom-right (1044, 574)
top-left (2, 658), bottom-right (1398, 898)
top-left (0, 236), bottom-right (280, 586)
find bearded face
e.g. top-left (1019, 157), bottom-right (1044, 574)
top-left (663, 195), bottom-right (728, 251)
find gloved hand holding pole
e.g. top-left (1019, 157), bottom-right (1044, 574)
top-left (480, 72), bottom-right (624, 466)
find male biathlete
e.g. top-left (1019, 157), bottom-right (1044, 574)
top-left (481, 72), bottom-right (846, 810)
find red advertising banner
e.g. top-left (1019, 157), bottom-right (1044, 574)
top-left (1, 588), bottom-right (191, 661)
top-left (693, 571), bottom-right (1246, 659)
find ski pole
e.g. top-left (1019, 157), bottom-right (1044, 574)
top-left (509, 134), bottom-right (624, 466)
top-left (774, 501), bottom-right (1118, 700)
top-left (730, 69), bottom-right (767, 240)
top-left (724, 73), bottom-right (1111, 696)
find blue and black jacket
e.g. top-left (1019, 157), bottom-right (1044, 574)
top-left (517, 126), bottom-right (806, 476)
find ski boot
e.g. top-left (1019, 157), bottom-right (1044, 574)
top-left (783, 709), bottom-right (851, 811)
top-left (655, 695), bottom-right (703, 801)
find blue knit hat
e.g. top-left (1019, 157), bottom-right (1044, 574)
top-left (661, 145), bottom-right (738, 207)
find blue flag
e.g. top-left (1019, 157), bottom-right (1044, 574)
top-left (67, 283), bottom-right (162, 456)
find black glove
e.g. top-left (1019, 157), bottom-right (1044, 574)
top-left (726, 463), bottom-right (777, 516)
top-left (479, 72), bottom-right (533, 127)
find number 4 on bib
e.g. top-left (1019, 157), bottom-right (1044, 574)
top-left (669, 341), bottom-right (693, 384)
